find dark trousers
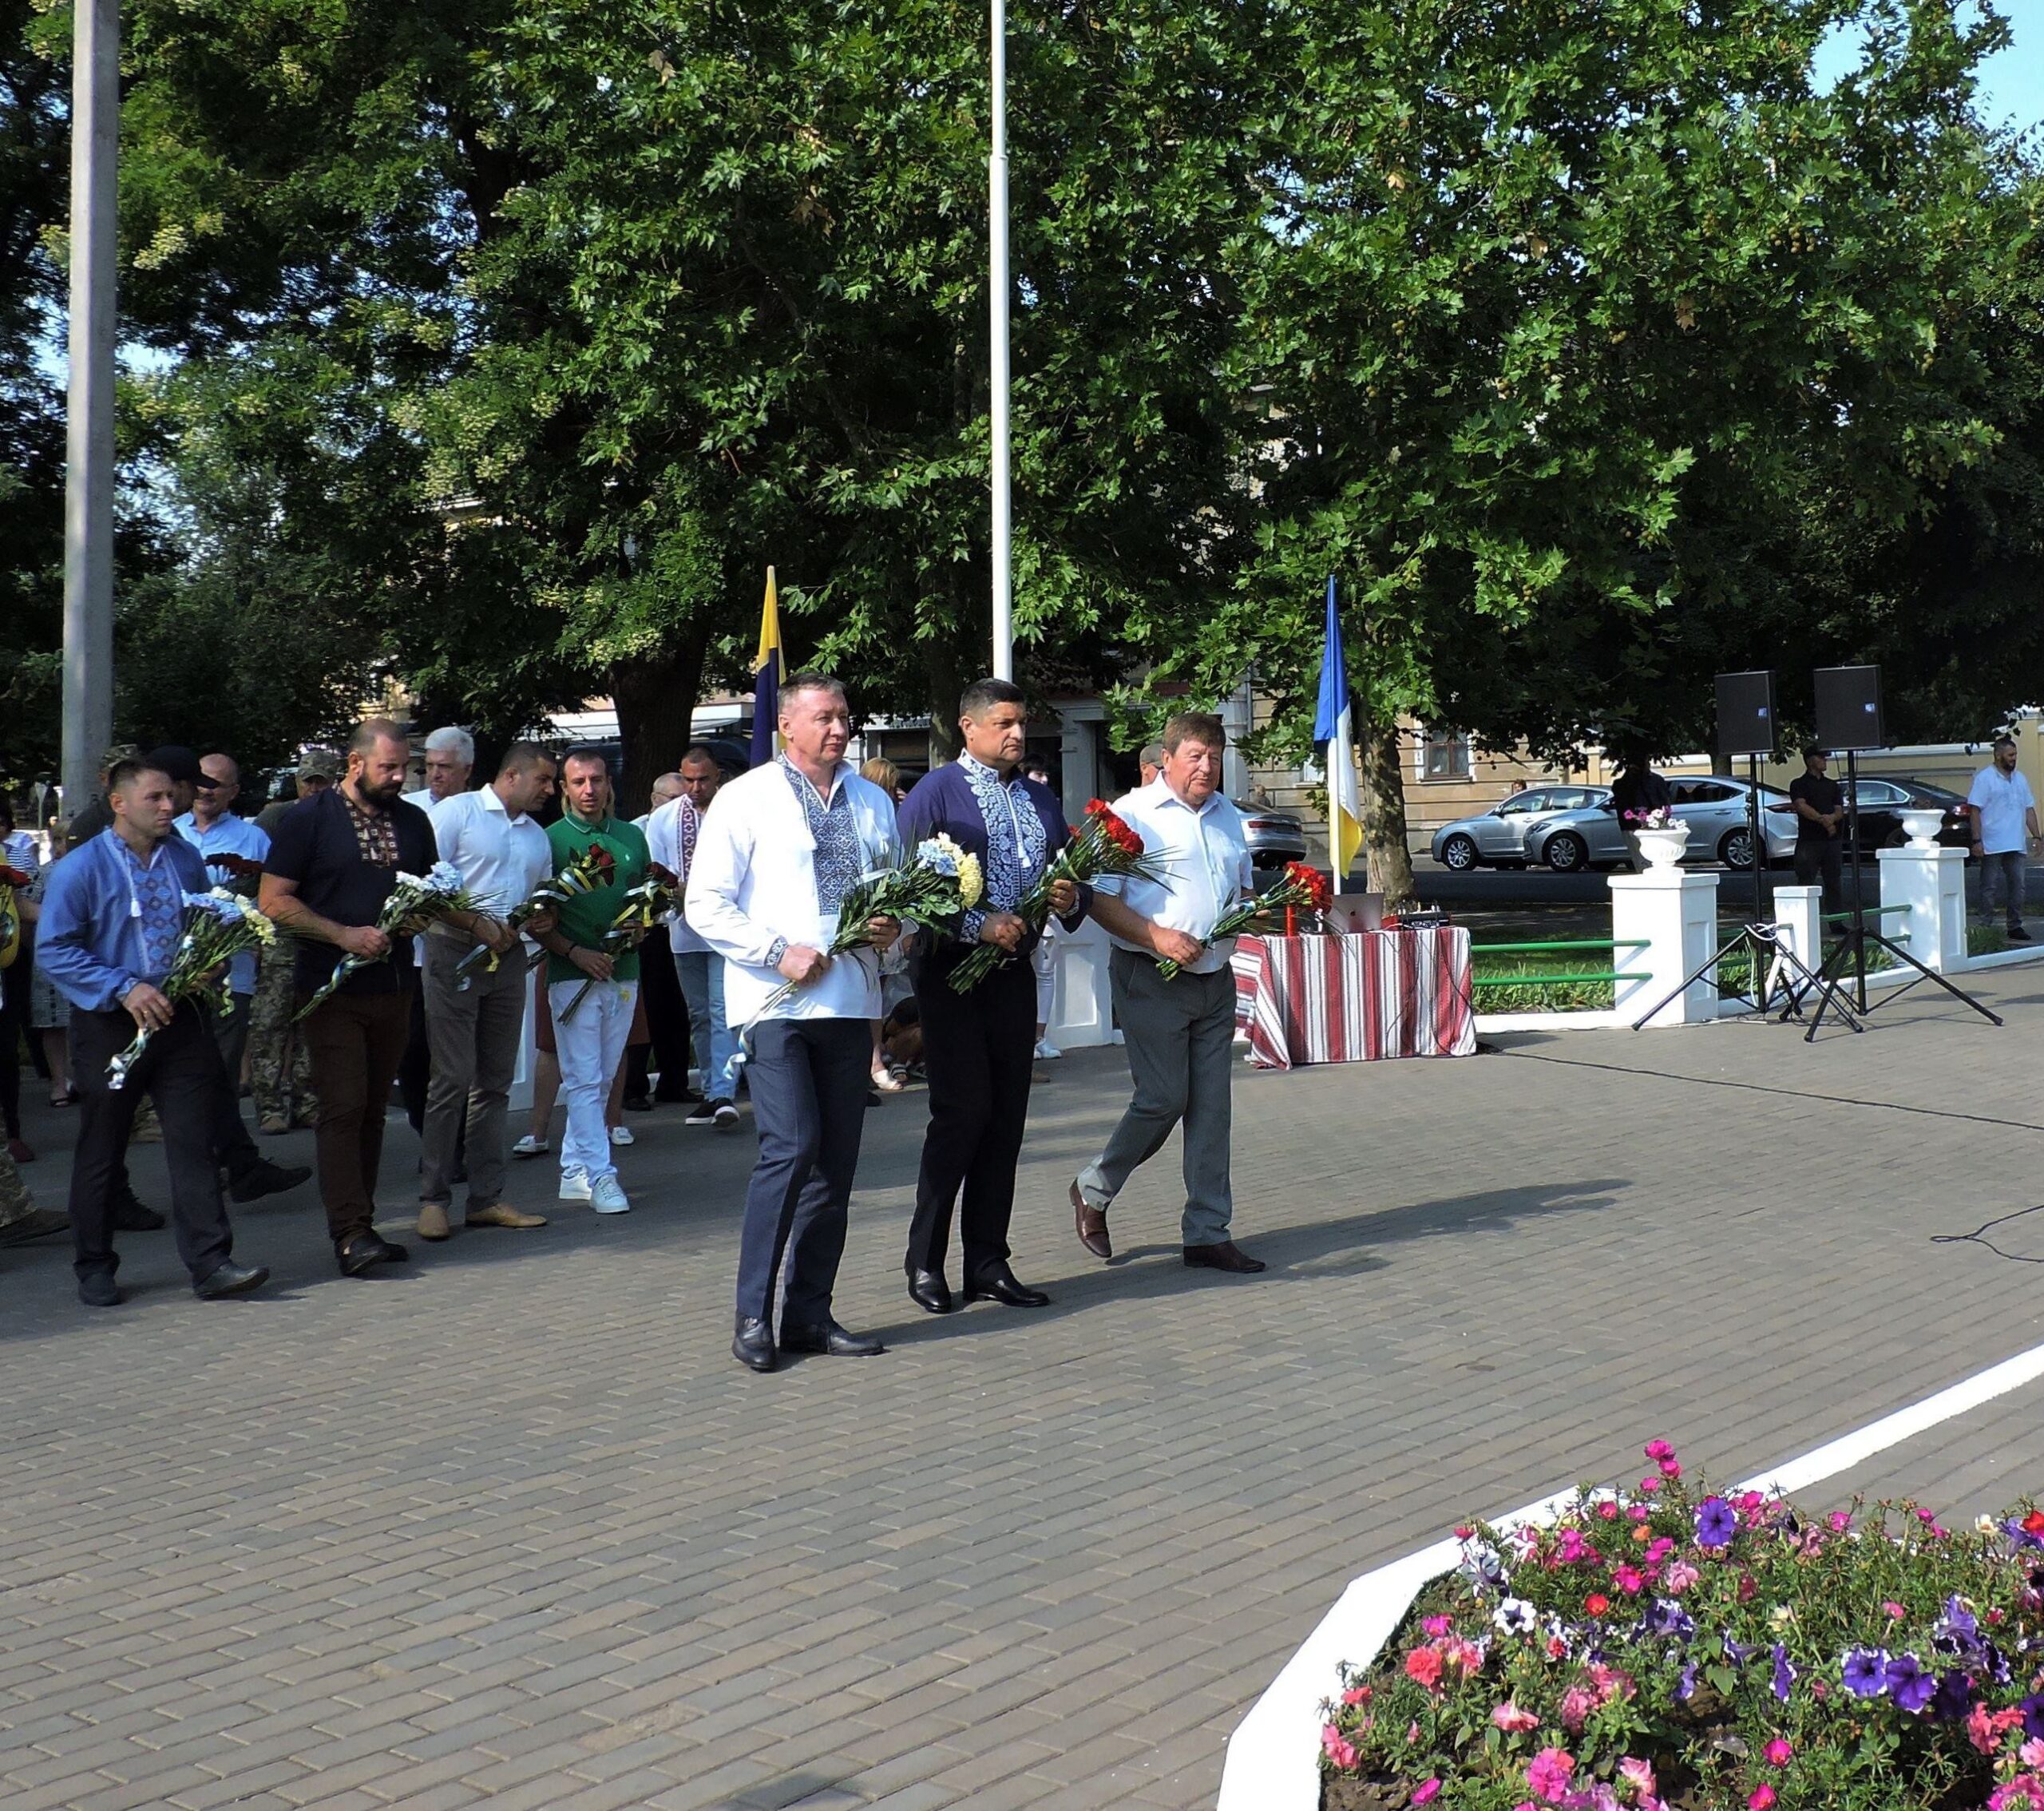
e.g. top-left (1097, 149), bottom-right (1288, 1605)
top-left (0, 957), bottom-right (22, 1137)
top-left (735, 1017), bottom-right (871, 1327)
top-left (1792, 837), bottom-right (1844, 913)
top-left (1982, 849), bottom-right (2028, 929)
top-left (69, 1004), bottom-right (234, 1283)
top-left (202, 995), bottom-right (262, 1177)
top-left (624, 926), bottom-right (695, 1101)
top-left (302, 989), bottom-right (413, 1245)
top-left (398, 985), bottom-right (430, 1133)
top-left (906, 956), bottom-right (1036, 1281)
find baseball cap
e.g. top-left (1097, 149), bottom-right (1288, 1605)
top-left (142, 745), bottom-right (204, 786)
top-left (297, 747), bottom-right (343, 781)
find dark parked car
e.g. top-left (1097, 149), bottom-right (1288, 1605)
top-left (1763, 776), bottom-right (1972, 858)
top-left (1237, 802), bottom-right (1309, 871)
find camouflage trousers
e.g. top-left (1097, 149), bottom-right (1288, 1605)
top-left (248, 941), bottom-right (316, 1126)
top-left (0, 1144), bottom-right (30, 1230)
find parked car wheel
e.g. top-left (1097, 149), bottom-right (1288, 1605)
top-left (1719, 826), bottom-right (1756, 870)
top-left (1439, 833), bottom-right (1480, 872)
top-left (1543, 832), bottom-right (1589, 873)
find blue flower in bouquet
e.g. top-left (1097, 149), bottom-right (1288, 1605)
top-left (1695, 1496), bottom-right (1737, 1549)
top-left (1841, 1647), bottom-right (1890, 1698)
top-left (1884, 1651), bottom-right (1935, 1713)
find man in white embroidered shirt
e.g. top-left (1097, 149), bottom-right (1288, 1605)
top-left (1073, 711), bottom-right (1265, 1274)
top-left (416, 742), bottom-right (559, 1241)
top-left (686, 672), bottom-right (902, 1373)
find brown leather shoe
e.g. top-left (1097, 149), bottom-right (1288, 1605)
top-left (1070, 1180), bottom-right (1111, 1260)
top-left (466, 1202), bottom-right (548, 1230)
top-left (1183, 1240), bottom-right (1266, 1274)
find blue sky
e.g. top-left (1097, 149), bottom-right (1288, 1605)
top-left (1816, 0), bottom-right (2044, 133)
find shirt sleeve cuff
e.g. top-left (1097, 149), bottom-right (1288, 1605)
top-left (764, 936), bottom-right (788, 972)
top-left (959, 908), bottom-right (987, 946)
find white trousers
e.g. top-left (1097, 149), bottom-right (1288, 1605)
top-left (549, 977), bottom-right (638, 1183)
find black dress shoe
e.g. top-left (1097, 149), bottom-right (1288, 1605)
top-left (1183, 1239), bottom-right (1266, 1274)
top-left (229, 1159), bottom-right (311, 1204)
top-left (779, 1320), bottom-right (885, 1357)
top-left (906, 1267), bottom-right (955, 1315)
top-left (623, 1093), bottom-right (656, 1113)
top-left (78, 1272), bottom-right (121, 1308)
top-left (732, 1316), bottom-right (777, 1372)
top-left (336, 1231), bottom-right (410, 1277)
top-left (194, 1260), bottom-right (270, 1299)
top-left (110, 1195), bottom-right (165, 1232)
top-left (964, 1264), bottom-right (1052, 1308)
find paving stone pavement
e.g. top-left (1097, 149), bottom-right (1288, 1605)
top-left (8, 966), bottom-right (2044, 1811)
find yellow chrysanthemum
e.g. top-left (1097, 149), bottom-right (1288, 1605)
top-left (956, 850), bottom-right (984, 909)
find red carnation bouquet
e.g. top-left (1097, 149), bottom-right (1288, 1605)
top-left (1156, 859), bottom-right (1333, 979)
top-left (200, 850), bottom-right (267, 897)
top-left (948, 799), bottom-right (1172, 993)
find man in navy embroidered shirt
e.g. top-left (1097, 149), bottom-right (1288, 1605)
top-left (895, 678), bottom-right (1083, 1314)
top-left (37, 759), bottom-right (270, 1307)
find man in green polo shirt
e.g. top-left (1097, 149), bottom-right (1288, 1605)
top-left (531, 748), bottom-right (650, 1215)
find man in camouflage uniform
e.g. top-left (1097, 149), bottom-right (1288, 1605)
top-left (0, 1142), bottom-right (66, 1246)
top-left (248, 748), bottom-right (340, 1133)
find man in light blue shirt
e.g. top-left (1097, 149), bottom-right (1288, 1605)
top-left (176, 752), bottom-right (271, 1113)
top-left (39, 758), bottom-right (270, 1307)
top-left (1074, 712), bottom-right (1264, 1274)
top-left (1968, 736), bottom-right (2041, 941)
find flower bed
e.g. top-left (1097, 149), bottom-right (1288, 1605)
top-left (1319, 1444), bottom-right (2044, 1810)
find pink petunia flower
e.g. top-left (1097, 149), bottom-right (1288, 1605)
top-left (1341, 1686), bottom-right (1372, 1706)
top-left (1749, 1789), bottom-right (1776, 1811)
top-left (1826, 1510), bottom-right (1852, 1532)
top-left (1320, 1723), bottom-right (1357, 1769)
top-left (1423, 1615), bottom-right (1453, 1637)
top-left (2024, 1738), bottom-right (2044, 1768)
top-left (1645, 1440), bottom-right (1675, 1461)
top-left (1618, 1756), bottom-right (1658, 1795)
top-left (1764, 1738), bottom-right (1792, 1766)
top-left (1527, 1747), bottom-right (1577, 1802)
top-left (1613, 1564), bottom-right (1645, 1595)
top-left (1404, 1646), bottom-right (1444, 1690)
top-left (1493, 1702), bottom-right (1541, 1733)
top-left (1663, 1559), bottom-right (1700, 1594)
top-left (1412, 1783), bottom-right (1441, 1806)
top-left (1639, 1476), bottom-right (1662, 1495)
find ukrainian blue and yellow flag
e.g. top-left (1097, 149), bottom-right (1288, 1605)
top-left (751, 566), bottom-right (782, 767)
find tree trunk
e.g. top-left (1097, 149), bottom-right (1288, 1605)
top-left (611, 629), bottom-right (708, 818)
top-left (1359, 716), bottom-right (1416, 907)
top-left (922, 623), bottom-right (965, 766)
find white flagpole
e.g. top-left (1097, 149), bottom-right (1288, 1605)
top-left (1332, 704), bottom-right (1358, 895)
top-left (988, 0), bottom-right (1013, 680)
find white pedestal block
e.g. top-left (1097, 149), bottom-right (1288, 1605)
top-left (1609, 869), bottom-right (1721, 1026)
top-left (1879, 845), bottom-right (1967, 971)
top-left (1771, 884), bottom-right (1823, 977)
top-left (1047, 916), bottom-right (1117, 1050)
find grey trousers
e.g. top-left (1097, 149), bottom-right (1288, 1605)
top-left (1076, 950), bottom-right (1236, 1246)
top-left (420, 935), bottom-right (526, 1211)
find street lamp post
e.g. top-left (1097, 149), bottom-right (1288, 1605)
top-left (62, 0), bottom-right (119, 816)
top-left (988, 0), bottom-right (1013, 681)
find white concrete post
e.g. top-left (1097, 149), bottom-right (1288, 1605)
top-left (1771, 884), bottom-right (1823, 976)
top-left (1610, 869), bottom-right (1721, 1026)
top-left (1878, 844), bottom-right (1967, 971)
top-left (1046, 915), bottom-right (1118, 1049)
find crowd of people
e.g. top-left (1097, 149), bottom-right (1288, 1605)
top-left (0, 676), bottom-right (1268, 1370)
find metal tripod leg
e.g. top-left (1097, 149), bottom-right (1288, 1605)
top-left (1851, 930), bottom-right (2004, 1026)
top-left (1630, 928), bottom-right (1772, 1030)
top-left (1796, 933), bottom-right (1870, 1039)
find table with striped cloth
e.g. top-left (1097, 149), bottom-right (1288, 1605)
top-left (1230, 928), bottom-right (1476, 1070)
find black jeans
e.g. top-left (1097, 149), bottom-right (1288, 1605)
top-left (69, 1004), bottom-right (235, 1283)
top-left (1792, 837), bottom-right (1844, 914)
top-left (735, 1018), bottom-right (871, 1328)
top-left (906, 954), bottom-right (1036, 1282)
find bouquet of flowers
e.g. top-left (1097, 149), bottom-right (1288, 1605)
top-left (199, 850), bottom-right (267, 897)
top-left (948, 798), bottom-right (1171, 993)
top-left (0, 865), bottom-right (30, 970)
top-left (109, 890), bottom-right (279, 1088)
top-left (556, 862), bottom-right (680, 1022)
top-left (453, 843), bottom-right (616, 991)
top-left (293, 862), bottom-right (476, 1020)
top-left (1626, 805), bottom-right (1680, 830)
top-left (1156, 859), bottom-right (1333, 979)
top-left (753, 834), bottom-right (983, 1025)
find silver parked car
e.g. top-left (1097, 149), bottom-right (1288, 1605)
top-left (1523, 776), bottom-right (1799, 874)
top-left (1237, 801), bottom-right (1309, 871)
top-left (1430, 786), bottom-right (1611, 872)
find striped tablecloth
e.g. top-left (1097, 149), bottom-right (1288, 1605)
top-left (1230, 928), bottom-right (1476, 1071)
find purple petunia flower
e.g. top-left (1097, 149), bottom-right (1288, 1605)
top-left (1933, 1595), bottom-right (1981, 1657)
top-left (1696, 1497), bottom-right (1737, 1550)
top-left (1931, 1670), bottom-right (1977, 1723)
top-left (1772, 1643), bottom-right (1797, 1702)
top-left (1842, 1647), bottom-right (1890, 1698)
top-left (1884, 1652), bottom-right (1935, 1714)
top-left (2022, 1693), bottom-right (2044, 1741)
top-left (1676, 1662), bottom-right (1698, 1702)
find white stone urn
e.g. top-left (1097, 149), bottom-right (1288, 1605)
top-left (1632, 823), bottom-right (1691, 870)
top-left (1899, 808), bottom-right (1946, 850)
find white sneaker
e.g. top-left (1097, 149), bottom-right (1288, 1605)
top-left (1034, 1040), bottom-right (1063, 1060)
top-left (512, 1134), bottom-right (549, 1159)
top-left (591, 1176), bottom-right (630, 1215)
top-left (558, 1169), bottom-right (592, 1203)
top-left (609, 1124), bottom-right (636, 1147)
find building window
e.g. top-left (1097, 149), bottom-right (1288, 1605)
top-left (1422, 727), bottom-right (1472, 780)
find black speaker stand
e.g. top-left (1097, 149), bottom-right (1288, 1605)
top-left (1630, 918), bottom-right (1862, 1033)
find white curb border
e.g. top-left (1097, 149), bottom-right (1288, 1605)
top-left (1217, 1336), bottom-right (2044, 1810)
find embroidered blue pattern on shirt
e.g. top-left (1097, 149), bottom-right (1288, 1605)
top-left (781, 758), bottom-right (862, 915)
top-left (122, 842), bottom-right (185, 981)
top-left (958, 755), bottom-right (1048, 914)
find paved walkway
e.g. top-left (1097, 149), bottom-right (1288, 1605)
top-left (7, 965), bottom-right (2044, 1811)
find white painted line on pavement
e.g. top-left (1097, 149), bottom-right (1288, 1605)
top-left (1217, 1335), bottom-right (2044, 1810)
